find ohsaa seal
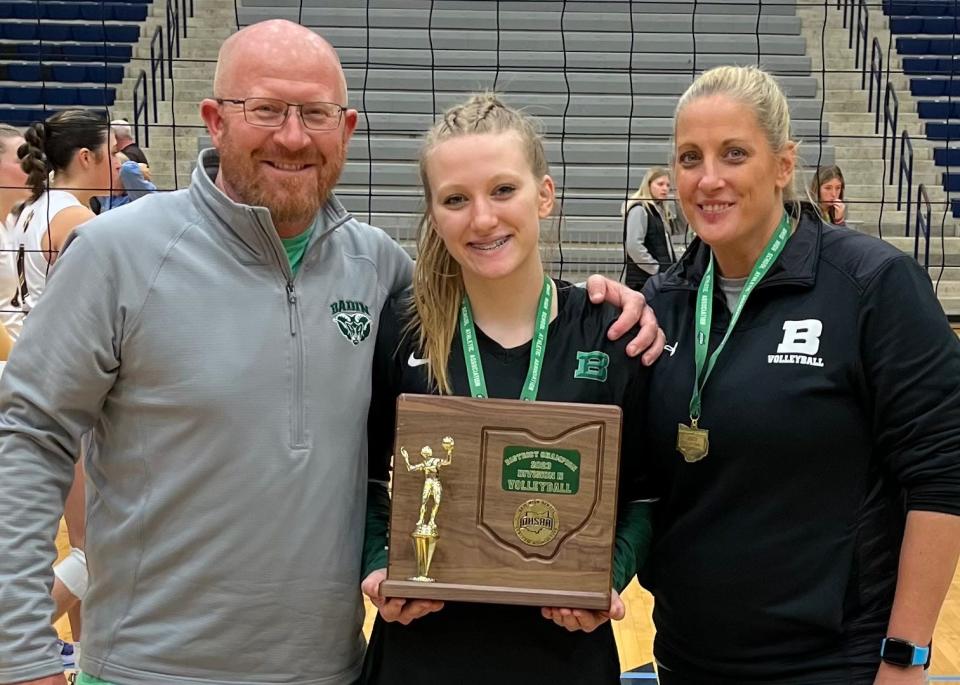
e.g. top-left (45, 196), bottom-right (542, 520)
top-left (513, 498), bottom-right (559, 546)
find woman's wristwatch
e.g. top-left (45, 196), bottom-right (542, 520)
top-left (880, 637), bottom-right (931, 668)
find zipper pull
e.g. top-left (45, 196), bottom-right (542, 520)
top-left (286, 282), bottom-right (297, 335)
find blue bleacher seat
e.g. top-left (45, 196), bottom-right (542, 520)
top-left (72, 24), bottom-right (140, 43)
top-left (6, 43), bottom-right (133, 63)
top-left (17, 87), bottom-right (78, 106)
top-left (7, 63), bottom-right (42, 81)
top-left (926, 122), bottom-right (960, 141)
top-left (1, 22), bottom-right (140, 43)
top-left (51, 64), bottom-right (87, 83)
top-left (890, 16), bottom-right (960, 34)
top-left (911, 78), bottom-right (960, 97)
top-left (951, 198), bottom-right (960, 218)
top-left (902, 56), bottom-right (960, 75)
top-left (943, 172), bottom-right (960, 193)
top-left (46, 3), bottom-right (78, 20)
top-left (18, 63), bottom-right (124, 85)
top-left (918, 101), bottom-right (960, 119)
top-left (0, 106), bottom-right (56, 125)
top-left (76, 87), bottom-right (115, 106)
top-left (0, 103), bottom-right (113, 125)
top-left (0, 1), bottom-right (149, 21)
top-left (934, 148), bottom-right (960, 167)
top-left (5, 85), bottom-right (115, 107)
top-left (884, 1), bottom-right (957, 15)
top-left (85, 64), bottom-right (124, 83)
top-left (896, 37), bottom-right (960, 55)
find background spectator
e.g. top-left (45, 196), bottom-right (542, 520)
top-left (621, 167), bottom-right (680, 291)
top-left (92, 153), bottom-right (157, 213)
top-left (810, 164), bottom-right (847, 225)
top-left (110, 118), bottom-right (149, 166)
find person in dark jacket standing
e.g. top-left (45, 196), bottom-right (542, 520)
top-left (622, 167), bottom-right (679, 290)
top-left (640, 65), bottom-right (960, 685)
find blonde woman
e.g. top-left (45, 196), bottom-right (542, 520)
top-left (622, 167), bottom-right (679, 290)
top-left (640, 65), bottom-right (960, 684)
top-left (359, 94), bottom-right (655, 685)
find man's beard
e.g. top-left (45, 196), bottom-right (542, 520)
top-left (217, 124), bottom-right (346, 228)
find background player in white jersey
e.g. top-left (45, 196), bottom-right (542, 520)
top-left (13, 109), bottom-right (118, 320)
top-left (10, 109), bottom-right (117, 644)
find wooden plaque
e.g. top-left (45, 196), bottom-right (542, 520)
top-left (380, 393), bottom-right (622, 610)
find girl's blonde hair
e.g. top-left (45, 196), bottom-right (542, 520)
top-left (411, 92), bottom-right (550, 394)
top-left (621, 166), bottom-right (676, 224)
top-left (674, 66), bottom-right (799, 206)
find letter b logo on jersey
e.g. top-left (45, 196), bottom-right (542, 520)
top-left (574, 351), bottom-right (609, 382)
top-left (776, 319), bottom-right (823, 355)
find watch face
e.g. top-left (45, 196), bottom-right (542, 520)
top-left (882, 638), bottom-right (916, 666)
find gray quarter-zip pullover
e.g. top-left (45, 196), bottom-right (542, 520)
top-left (0, 149), bottom-right (413, 684)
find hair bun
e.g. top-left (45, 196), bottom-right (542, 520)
top-left (23, 121), bottom-right (45, 147)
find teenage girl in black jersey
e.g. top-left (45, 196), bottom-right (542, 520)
top-left (358, 94), bottom-right (655, 685)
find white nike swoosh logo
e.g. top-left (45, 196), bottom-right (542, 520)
top-left (407, 353), bottom-right (429, 367)
top-left (664, 342), bottom-right (678, 357)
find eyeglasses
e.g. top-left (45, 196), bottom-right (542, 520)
top-left (216, 97), bottom-right (346, 131)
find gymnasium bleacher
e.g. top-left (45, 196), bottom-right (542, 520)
top-left (0, 0), bottom-right (956, 292)
top-left (0, 0), bottom-right (150, 125)
top-left (235, 0), bottom-right (835, 276)
top-left (886, 0), bottom-right (960, 217)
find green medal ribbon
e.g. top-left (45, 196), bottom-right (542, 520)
top-left (689, 213), bottom-right (792, 422)
top-left (459, 275), bottom-right (552, 401)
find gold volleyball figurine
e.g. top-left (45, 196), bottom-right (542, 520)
top-left (399, 436), bottom-right (455, 582)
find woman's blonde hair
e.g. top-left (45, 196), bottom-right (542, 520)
top-left (621, 166), bottom-right (676, 224)
top-left (411, 92), bottom-right (550, 394)
top-left (674, 66), bottom-right (799, 206)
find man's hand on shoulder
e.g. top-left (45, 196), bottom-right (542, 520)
top-left (585, 275), bottom-right (665, 365)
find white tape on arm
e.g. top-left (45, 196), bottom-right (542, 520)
top-left (53, 547), bottom-right (88, 600)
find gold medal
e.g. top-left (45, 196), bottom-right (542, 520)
top-left (676, 418), bottom-right (709, 463)
top-left (683, 215), bottom-right (793, 466)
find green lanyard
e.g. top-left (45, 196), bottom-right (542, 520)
top-left (689, 213), bottom-right (792, 422)
top-left (459, 275), bottom-right (552, 401)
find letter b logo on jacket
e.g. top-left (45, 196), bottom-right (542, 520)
top-left (777, 319), bottom-right (822, 355)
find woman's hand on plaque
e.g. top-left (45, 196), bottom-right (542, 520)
top-left (361, 568), bottom-right (444, 625)
top-left (541, 589), bottom-right (625, 632)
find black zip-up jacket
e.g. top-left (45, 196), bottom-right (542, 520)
top-left (639, 207), bottom-right (960, 684)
